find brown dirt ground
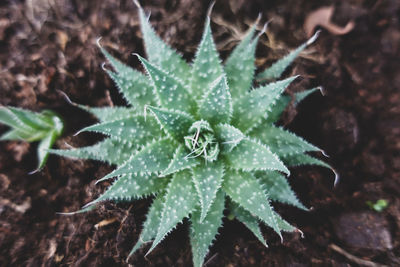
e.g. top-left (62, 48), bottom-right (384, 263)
top-left (1, 0), bottom-right (399, 266)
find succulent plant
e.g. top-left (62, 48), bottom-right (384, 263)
top-left (0, 106), bottom-right (63, 171)
top-left (52, 3), bottom-right (336, 266)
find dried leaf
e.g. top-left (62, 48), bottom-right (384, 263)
top-left (304, 6), bottom-right (355, 37)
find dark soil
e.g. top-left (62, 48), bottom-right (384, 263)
top-left (1, 0), bottom-right (399, 266)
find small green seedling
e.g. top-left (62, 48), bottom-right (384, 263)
top-left (366, 199), bottom-right (388, 212)
top-left (0, 106), bottom-right (63, 171)
top-left (52, 2), bottom-right (336, 266)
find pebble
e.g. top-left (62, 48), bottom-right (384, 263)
top-left (334, 212), bottom-right (393, 251)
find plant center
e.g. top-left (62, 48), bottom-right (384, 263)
top-left (184, 120), bottom-right (219, 162)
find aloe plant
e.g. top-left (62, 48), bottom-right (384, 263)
top-left (52, 3), bottom-right (335, 266)
top-left (0, 106), bottom-right (63, 171)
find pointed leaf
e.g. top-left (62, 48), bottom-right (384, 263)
top-left (50, 138), bottom-right (137, 165)
top-left (137, 5), bottom-right (191, 83)
top-left (100, 138), bottom-right (176, 181)
top-left (0, 107), bottom-right (62, 169)
top-left (214, 123), bottom-right (245, 152)
top-left (7, 107), bottom-right (54, 130)
top-left (87, 173), bottom-right (168, 207)
top-left (0, 128), bottom-right (47, 142)
top-left (282, 153), bottom-right (330, 169)
top-left (198, 75), bottom-right (232, 125)
top-left (282, 153), bottom-right (339, 186)
top-left (190, 190), bottom-right (225, 267)
top-left (229, 202), bottom-right (267, 247)
top-left (99, 45), bottom-right (155, 109)
top-left (99, 43), bottom-right (131, 76)
top-left (282, 153), bottom-right (338, 186)
top-left (232, 76), bottom-right (298, 132)
top-left (294, 87), bottom-right (321, 105)
top-left (0, 106), bottom-right (48, 133)
top-left (275, 213), bottom-right (296, 232)
top-left (190, 17), bottom-right (223, 99)
top-left (266, 87), bottom-right (320, 123)
top-left (0, 129), bottom-right (27, 141)
top-left (251, 125), bottom-right (320, 157)
top-left (137, 55), bottom-right (196, 114)
top-left (128, 195), bottom-right (164, 257)
top-left (147, 170), bottom-right (197, 255)
top-left (225, 26), bottom-right (258, 99)
top-left (146, 106), bottom-right (194, 141)
top-left (225, 138), bottom-right (289, 175)
top-left (79, 115), bottom-right (161, 143)
top-left (223, 170), bottom-right (281, 238)
top-left (58, 205), bottom-right (96, 216)
top-left (37, 131), bottom-right (58, 170)
top-left (257, 31), bottom-right (319, 81)
top-left (161, 145), bottom-right (199, 177)
top-left (191, 161), bottom-right (224, 222)
top-left (257, 171), bottom-right (307, 210)
top-left (0, 106), bottom-right (26, 129)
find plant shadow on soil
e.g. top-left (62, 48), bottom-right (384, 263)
top-left (0, 0), bottom-right (399, 266)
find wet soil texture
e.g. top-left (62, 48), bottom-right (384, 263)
top-left (1, 0), bottom-right (399, 266)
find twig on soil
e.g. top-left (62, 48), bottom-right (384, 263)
top-left (94, 217), bottom-right (118, 229)
top-left (73, 246), bottom-right (94, 266)
top-left (118, 205), bottom-right (133, 232)
top-left (65, 220), bottom-right (77, 256)
top-left (329, 244), bottom-right (388, 267)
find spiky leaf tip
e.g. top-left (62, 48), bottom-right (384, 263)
top-left (190, 16), bottom-right (223, 99)
top-left (257, 31), bottom-right (320, 81)
top-left (98, 41), bottom-right (156, 109)
top-left (225, 22), bottom-right (259, 98)
top-left (229, 201), bottom-right (267, 247)
top-left (135, 1), bottom-right (191, 83)
top-left (257, 170), bottom-right (307, 210)
top-left (250, 125), bottom-right (320, 157)
top-left (85, 172), bottom-right (168, 207)
top-left (128, 194), bottom-right (164, 258)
